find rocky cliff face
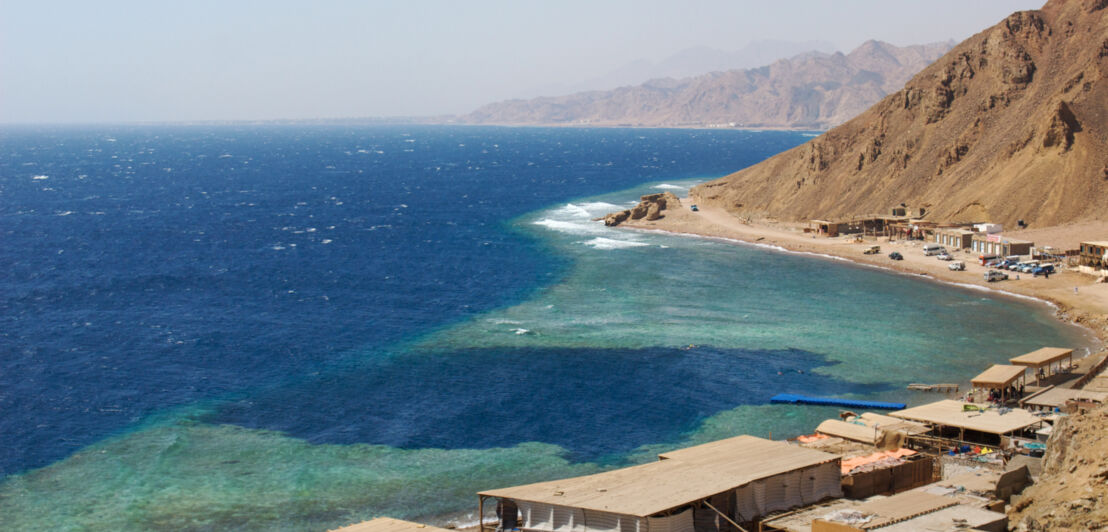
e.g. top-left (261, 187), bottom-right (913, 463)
top-left (1009, 403), bottom-right (1108, 530)
top-left (693, 0), bottom-right (1108, 228)
top-left (461, 41), bottom-right (952, 130)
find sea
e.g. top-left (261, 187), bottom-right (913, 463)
top-left (0, 125), bottom-right (1094, 530)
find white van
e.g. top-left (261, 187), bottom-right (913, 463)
top-left (922, 243), bottom-right (945, 256)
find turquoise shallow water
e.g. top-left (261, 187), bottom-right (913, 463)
top-left (0, 178), bottom-right (1094, 531)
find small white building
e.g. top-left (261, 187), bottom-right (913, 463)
top-left (974, 223), bottom-right (1003, 234)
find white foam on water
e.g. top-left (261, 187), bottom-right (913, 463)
top-left (55, 211), bottom-right (74, 216)
top-left (511, 328), bottom-right (532, 335)
top-left (580, 237), bottom-right (650, 250)
top-left (576, 201), bottom-right (626, 213)
top-left (551, 203), bottom-right (592, 218)
top-left (321, 239), bottom-right (333, 244)
top-left (487, 318), bottom-right (523, 325)
top-left (32, 175), bottom-right (48, 180)
top-left (651, 184), bottom-right (685, 190)
top-left (533, 218), bottom-right (605, 235)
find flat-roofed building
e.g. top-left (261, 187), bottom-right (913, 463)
top-left (1079, 241), bottom-right (1108, 270)
top-left (888, 400), bottom-right (1044, 446)
top-left (478, 435), bottom-right (841, 532)
top-left (932, 228), bottom-right (974, 250)
top-left (970, 233), bottom-right (1033, 257)
top-left (762, 489), bottom-right (1006, 532)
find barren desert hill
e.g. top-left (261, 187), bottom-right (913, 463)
top-left (692, 0), bottom-right (1108, 229)
top-left (460, 40), bottom-right (952, 130)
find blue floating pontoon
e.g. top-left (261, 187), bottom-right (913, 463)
top-left (770, 393), bottom-right (906, 410)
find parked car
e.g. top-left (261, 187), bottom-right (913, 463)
top-left (936, 252), bottom-right (953, 261)
top-left (984, 270), bottom-right (1009, 282)
top-left (923, 244), bottom-right (945, 256)
top-left (948, 261), bottom-right (966, 271)
top-left (863, 245), bottom-right (881, 255)
top-left (889, 252), bottom-right (904, 260)
top-left (689, 205), bottom-right (699, 212)
top-left (1033, 264), bottom-right (1055, 276)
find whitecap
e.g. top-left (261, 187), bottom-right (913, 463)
top-left (32, 175), bottom-right (48, 180)
top-left (511, 328), bottom-right (532, 335)
top-left (487, 318), bottom-right (523, 325)
top-left (55, 211), bottom-right (74, 216)
top-left (575, 201), bottom-right (628, 216)
top-left (552, 203), bottom-right (592, 218)
top-left (533, 218), bottom-right (605, 235)
top-left (321, 239), bottom-right (333, 244)
top-left (580, 237), bottom-right (650, 250)
top-left (651, 184), bottom-right (685, 190)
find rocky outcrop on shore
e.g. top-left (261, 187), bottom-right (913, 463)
top-left (1009, 403), bottom-right (1108, 530)
top-left (602, 192), bottom-right (681, 226)
top-left (693, 0), bottom-right (1108, 228)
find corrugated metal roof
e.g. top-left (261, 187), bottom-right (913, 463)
top-left (816, 419), bottom-right (879, 444)
top-left (889, 400), bottom-right (1042, 435)
top-left (479, 435), bottom-right (838, 517)
top-left (857, 413), bottom-right (930, 435)
top-left (970, 364), bottom-right (1026, 387)
top-left (857, 491), bottom-right (957, 528)
top-left (1022, 387), bottom-right (1108, 408)
top-left (1009, 347), bottom-right (1073, 367)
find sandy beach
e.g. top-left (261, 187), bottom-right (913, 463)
top-left (621, 200), bottom-right (1108, 359)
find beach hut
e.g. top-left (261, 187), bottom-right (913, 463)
top-left (477, 435), bottom-right (841, 532)
top-left (330, 517), bottom-right (453, 532)
top-left (888, 400), bottom-right (1044, 446)
top-left (1008, 347), bottom-right (1074, 385)
top-left (970, 364), bottom-right (1027, 401)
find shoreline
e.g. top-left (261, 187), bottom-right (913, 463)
top-left (620, 201), bottom-right (1108, 359)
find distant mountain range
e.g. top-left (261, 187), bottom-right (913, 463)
top-left (693, 0), bottom-right (1108, 228)
top-left (458, 40), bottom-right (954, 130)
top-left (531, 39), bottom-right (838, 96)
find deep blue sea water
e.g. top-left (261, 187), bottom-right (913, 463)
top-left (0, 125), bottom-right (1092, 530)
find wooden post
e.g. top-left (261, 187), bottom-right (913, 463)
top-left (478, 495), bottom-right (485, 532)
top-left (702, 499), bottom-right (749, 532)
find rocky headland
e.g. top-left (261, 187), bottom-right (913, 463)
top-left (691, 0), bottom-right (1108, 229)
top-left (601, 192), bottom-right (681, 227)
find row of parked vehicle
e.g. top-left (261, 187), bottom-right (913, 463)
top-left (985, 257), bottom-right (1056, 276)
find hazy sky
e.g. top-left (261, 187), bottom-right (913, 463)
top-left (1, 0), bottom-right (1044, 124)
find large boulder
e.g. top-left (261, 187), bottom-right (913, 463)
top-left (603, 192), bottom-right (682, 226)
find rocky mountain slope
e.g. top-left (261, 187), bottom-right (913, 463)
top-left (1009, 403), bottom-right (1108, 530)
top-left (692, 0), bottom-right (1108, 228)
top-left (460, 41), bottom-right (952, 130)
